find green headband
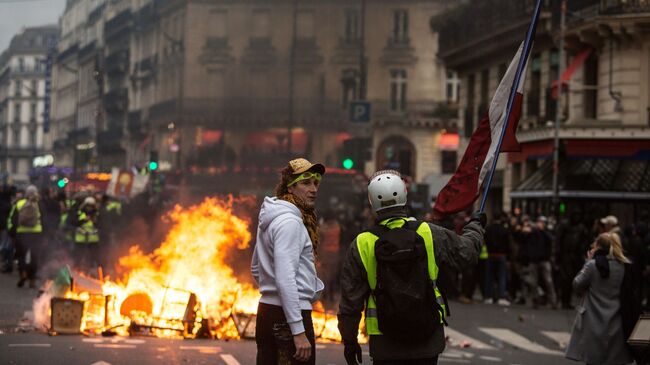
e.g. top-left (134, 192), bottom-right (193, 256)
top-left (287, 171), bottom-right (322, 187)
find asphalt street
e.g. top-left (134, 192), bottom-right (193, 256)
top-left (0, 270), bottom-right (580, 365)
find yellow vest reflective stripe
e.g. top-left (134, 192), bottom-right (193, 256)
top-left (356, 219), bottom-right (444, 335)
top-left (106, 201), bottom-right (122, 215)
top-left (479, 244), bottom-right (488, 260)
top-left (75, 212), bottom-right (99, 244)
top-left (14, 199), bottom-right (43, 234)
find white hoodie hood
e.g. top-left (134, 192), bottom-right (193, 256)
top-left (251, 197), bottom-right (324, 335)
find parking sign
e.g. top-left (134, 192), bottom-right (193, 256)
top-left (349, 101), bottom-right (371, 123)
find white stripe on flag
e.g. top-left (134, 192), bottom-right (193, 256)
top-left (478, 42), bottom-right (529, 187)
top-left (479, 327), bottom-right (563, 355)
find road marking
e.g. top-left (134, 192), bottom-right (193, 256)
top-left (8, 344), bottom-right (52, 347)
top-left (479, 355), bottom-right (502, 362)
top-left (90, 362), bottom-right (112, 365)
top-left (83, 339), bottom-right (103, 343)
top-left (479, 327), bottom-right (563, 355)
top-left (439, 359), bottom-right (470, 364)
top-left (446, 327), bottom-right (496, 350)
top-left (180, 345), bottom-right (221, 354)
top-left (220, 354), bottom-right (241, 365)
top-left (541, 331), bottom-right (570, 349)
top-left (442, 349), bottom-right (474, 359)
top-left (93, 344), bottom-right (137, 349)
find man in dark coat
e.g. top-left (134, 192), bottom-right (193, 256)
top-left (555, 212), bottom-right (590, 309)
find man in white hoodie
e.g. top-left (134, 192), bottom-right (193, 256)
top-left (251, 158), bottom-right (325, 365)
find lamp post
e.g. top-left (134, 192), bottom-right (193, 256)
top-left (551, 0), bottom-right (566, 218)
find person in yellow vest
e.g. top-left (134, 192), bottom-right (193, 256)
top-left (7, 185), bottom-right (47, 288)
top-left (73, 196), bottom-right (100, 271)
top-left (337, 170), bottom-right (485, 365)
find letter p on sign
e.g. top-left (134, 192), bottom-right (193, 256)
top-left (349, 101), bottom-right (371, 123)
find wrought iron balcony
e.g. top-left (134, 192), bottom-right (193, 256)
top-left (104, 88), bottom-right (128, 113)
top-left (105, 49), bottom-right (129, 76)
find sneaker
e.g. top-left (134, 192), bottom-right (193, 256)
top-left (483, 298), bottom-right (493, 304)
top-left (497, 298), bottom-right (511, 306)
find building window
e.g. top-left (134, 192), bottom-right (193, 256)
top-left (251, 9), bottom-right (271, 44)
top-left (341, 68), bottom-right (358, 109)
top-left (14, 104), bottom-right (21, 123)
top-left (30, 103), bottom-right (37, 122)
top-left (297, 10), bottom-right (315, 41)
top-left (18, 58), bottom-right (25, 72)
top-left (31, 80), bottom-right (37, 97)
top-left (34, 58), bottom-right (42, 72)
top-left (13, 128), bottom-right (20, 147)
top-left (206, 10), bottom-right (227, 46)
top-left (479, 69), bottom-right (489, 117)
top-left (465, 74), bottom-right (476, 138)
top-left (441, 150), bottom-right (458, 174)
top-left (584, 52), bottom-right (598, 119)
top-left (30, 130), bottom-right (37, 147)
top-left (11, 159), bottom-right (18, 173)
top-left (445, 70), bottom-right (460, 103)
top-left (546, 49), bottom-right (559, 120)
top-left (391, 10), bottom-right (409, 44)
top-left (343, 9), bottom-right (360, 44)
top-left (527, 54), bottom-right (541, 117)
top-left (390, 69), bottom-right (407, 111)
top-left (15, 80), bottom-right (22, 97)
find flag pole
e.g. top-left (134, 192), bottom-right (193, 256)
top-left (478, 0), bottom-right (544, 213)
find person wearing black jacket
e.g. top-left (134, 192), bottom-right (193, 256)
top-left (337, 170), bottom-right (485, 364)
top-left (520, 216), bottom-right (557, 308)
top-left (0, 186), bottom-right (14, 273)
top-left (555, 212), bottom-right (590, 309)
top-left (484, 212), bottom-right (511, 305)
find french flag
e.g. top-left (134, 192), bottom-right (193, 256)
top-left (433, 43), bottom-right (529, 219)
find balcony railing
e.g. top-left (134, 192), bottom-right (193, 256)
top-left (437, 0), bottom-right (540, 53)
top-left (105, 49), bottom-right (129, 76)
top-left (104, 88), bottom-right (128, 113)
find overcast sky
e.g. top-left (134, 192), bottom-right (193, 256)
top-left (0, 0), bottom-right (66, 52)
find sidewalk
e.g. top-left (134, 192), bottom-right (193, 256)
top-left (0, 270), bottom-right (38, 330)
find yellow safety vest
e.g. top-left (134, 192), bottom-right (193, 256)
top-left (479, 244), bottom-right (489, 260)
top-left (75, 211), bottom-right (99, 244)
top-left (106, 201), bottom-right (122, 215)
top-left (8, 199), bottom-right (43, 234)
top-left (356, 219), bottom-right (445, 335)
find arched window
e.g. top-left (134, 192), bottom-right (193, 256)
top-left (376, 135), bottom-right (416, 179)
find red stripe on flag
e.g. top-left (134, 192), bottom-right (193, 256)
top-left (433, 113), bottom-right (492, 220)
top-left (500, 92), bottom-right (523, 153)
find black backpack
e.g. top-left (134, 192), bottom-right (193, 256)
top-left (368, 219), bottom-right (445, 342)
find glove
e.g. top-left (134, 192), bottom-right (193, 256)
top-left (469, 211), bottom-right (487, 228)
top-left (343, 340), bottom-right (362, 365)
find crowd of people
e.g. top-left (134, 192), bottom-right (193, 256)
top-left (0, 184), bottom-right (164, 288)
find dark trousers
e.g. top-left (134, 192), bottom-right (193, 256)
top-left (374, 357), bottom-right (438, 365)
top-left (16, 233), bottom-right (42, 279)
top-left (485, 256), bottom-right (509, 300)
top-left (255, 302), bottom-right (315, 365)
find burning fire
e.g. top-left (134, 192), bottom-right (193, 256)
top-left (38, 197), bottom-right (352, 342)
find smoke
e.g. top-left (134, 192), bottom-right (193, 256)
top-left (32, 281), bottom-right (53, 332)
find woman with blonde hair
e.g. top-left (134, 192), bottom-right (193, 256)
top-left (566, 232), bottom-right (635, 365)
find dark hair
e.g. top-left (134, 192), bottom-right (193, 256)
top-left (274, 165), bottom-right (296, 197)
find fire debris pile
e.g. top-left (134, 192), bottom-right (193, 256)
top-left (35, 197), bottom-right (345, 342)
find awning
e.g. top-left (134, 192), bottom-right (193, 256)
top-left (508, 139), bottom-right (650, 163)
top-left (551, 47), bottom-right (594, 99)
top-left (510, 159), bottom-right (650, 200)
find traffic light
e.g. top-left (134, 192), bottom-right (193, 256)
top-left (148, 150), bottom-right (159, 172)
top-left (342, 158), bottom-right (354, 170)
top-left (340, 138), bottom-right (371, 171)
top-left (57, 178), bottom-right (68, 189)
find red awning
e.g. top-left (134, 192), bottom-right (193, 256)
top-left (551, 47), bottom-right (593, 99)
top-left (508, 139), bottom-right (650, 163)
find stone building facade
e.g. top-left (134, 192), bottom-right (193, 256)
top-left (0, 26), bottom-right (59, 185)
top-left (438, 0), bottom-right (650, 222)
top-left (47, 0), bottom-right (460, 193)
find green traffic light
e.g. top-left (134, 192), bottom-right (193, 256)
top-left (149, 161), bottom-right (159, 171)
top-left (559, 202), bottom-right (566, 214)
top-left (342, 158), bottom-right (354, 170)
top-left (57, 179), bottom-right (67, 188)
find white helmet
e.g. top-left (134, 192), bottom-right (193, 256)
top-left (368, 170), bottom-right (407, 213)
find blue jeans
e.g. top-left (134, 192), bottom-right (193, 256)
top-left (0, 231), bottom-right (12, 271)
top-left (485, 256), bottom-right (508, 301)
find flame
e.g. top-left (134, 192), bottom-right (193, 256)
top-left (46, 197), bottom-right (361, 342)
